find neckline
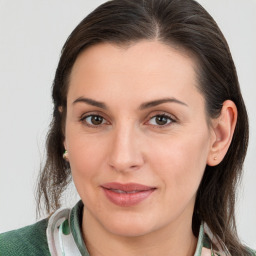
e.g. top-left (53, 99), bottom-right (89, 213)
top-left (68, 200), bottom-right (212, 256)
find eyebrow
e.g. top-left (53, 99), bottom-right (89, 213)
top-left (139, 97), bottom-right (188, 110)
top-left (73, 97), bottom-right (107, 109)
top-left (73, 97), bottom-right (188, 110)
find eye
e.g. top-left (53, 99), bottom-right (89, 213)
top-left (81, 115), bottom-right (107, 126)
top-left (148, 114), bottom-right (174, 126)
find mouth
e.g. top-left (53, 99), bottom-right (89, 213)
top-left (101, 182), bottom-right (156, 207)
top-left (106, 189), bottom-right (145, 194)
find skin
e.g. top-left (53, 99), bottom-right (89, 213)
top-left (64, 41), bottom-right (237, 256)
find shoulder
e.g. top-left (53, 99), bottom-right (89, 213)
top-left (0, 218), bottom-right (50, 256)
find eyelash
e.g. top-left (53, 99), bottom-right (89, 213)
top-left (80, 112), bottom-right (176, 128)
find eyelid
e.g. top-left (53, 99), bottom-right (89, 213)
top-left (80, 110), bottom-right (108, 120)
top-left (147, 111), bottom-right (177, 120)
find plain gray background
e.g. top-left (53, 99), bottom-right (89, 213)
top-left (0, 0), bottom-right (255, 248)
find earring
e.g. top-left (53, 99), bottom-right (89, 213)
top-left (63, 150), bottom-right (69, 161)
top-left (214, 156), bottom-right (217, 160)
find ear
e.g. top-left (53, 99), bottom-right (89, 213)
top-left (207, 100), bottom-right (237, 166)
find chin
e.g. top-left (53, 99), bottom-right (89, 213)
top-left (100, 212), bottom-right (159, 238)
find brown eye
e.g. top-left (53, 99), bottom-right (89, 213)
top-left (148, 115), bottom-right (173, 126)
top-left (156, 116), bottom-right (169, 125)
top-left (83, 115), bottom-right (106, 126)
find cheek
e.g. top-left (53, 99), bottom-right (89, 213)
top-left (65, 129), bottom-right (108, 190)
top-left (67, 136), bottom-right (107, 211)
top-left (148, 130), bottom-right (210, 196)
top-left (70, 144), bottom-right (104, 174)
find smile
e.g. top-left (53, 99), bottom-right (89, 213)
top-left (101, 182), bottom-right (156, 207)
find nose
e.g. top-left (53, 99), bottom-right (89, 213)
top-left (108, 125), bottom-right (144, 173)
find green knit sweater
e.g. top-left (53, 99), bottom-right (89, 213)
top-left (0, 218), bottom-right (50, 255)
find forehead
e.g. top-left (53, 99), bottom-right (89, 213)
top-left (70, 40), bottom-right (197, 80)
top-left (67, 41), bottom-right (203, 108)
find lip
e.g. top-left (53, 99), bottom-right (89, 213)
top-left (101, 182), bottom-right (156, 207)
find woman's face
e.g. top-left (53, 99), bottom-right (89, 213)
top-left (64, 41), bottom-right (215, 237)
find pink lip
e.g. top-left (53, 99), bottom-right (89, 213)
top-left (101, 182), bottom-right (156, 207)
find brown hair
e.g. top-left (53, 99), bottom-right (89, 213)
top-left (37, 0), bottom-right (250, 254)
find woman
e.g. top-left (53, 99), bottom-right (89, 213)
top-left (0, 0), bottom-right (254, 255)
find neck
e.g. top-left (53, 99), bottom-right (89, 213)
top-left (82, 208), bottom-right (198, 256)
